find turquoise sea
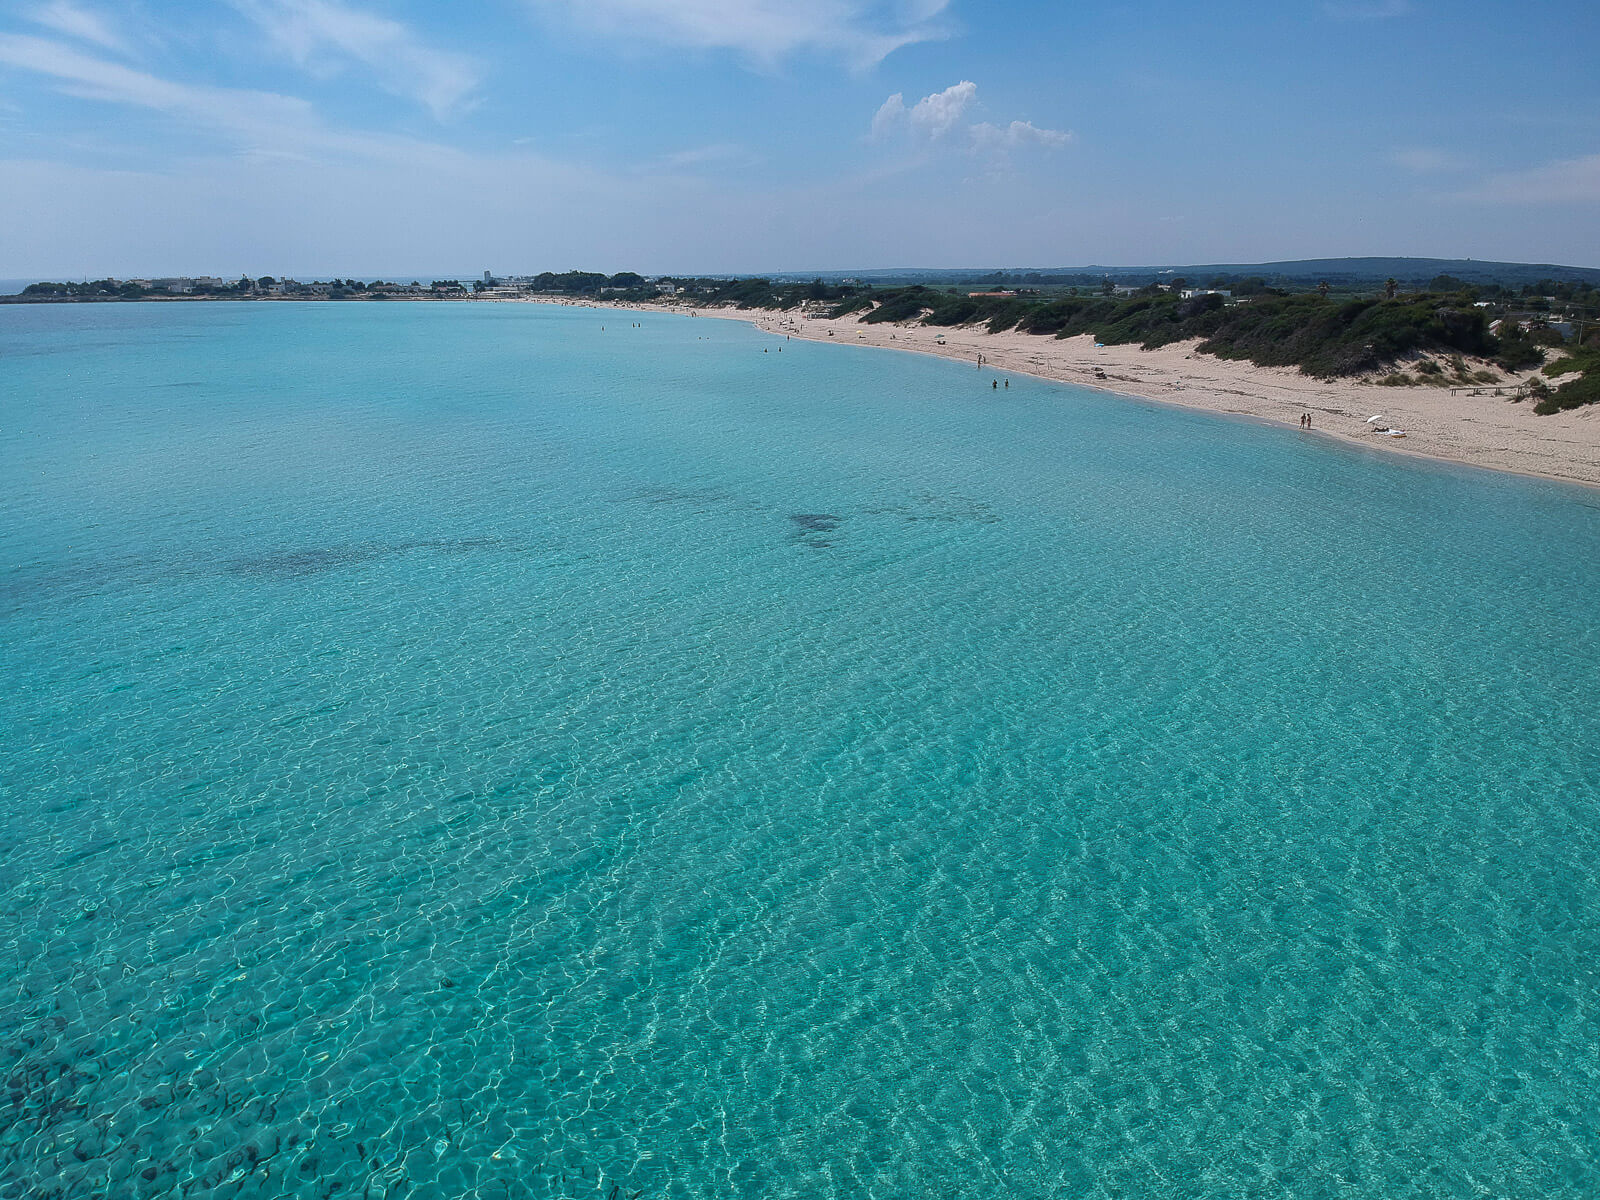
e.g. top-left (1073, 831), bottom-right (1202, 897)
top-left (3, 301), bottom-right (1599, 1200)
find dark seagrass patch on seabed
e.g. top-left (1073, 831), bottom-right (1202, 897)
top-left (614, 484), bottom-right (764, 514)
top-left (789, 513), bottom-right (842, 548)
top-left (862, 493), bottom-right (1001, 526)
top-left (225, 537), bottom-right (526, 579)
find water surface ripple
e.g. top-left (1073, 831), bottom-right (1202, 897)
top-left (2, 303), bottom-right (1598, 1199)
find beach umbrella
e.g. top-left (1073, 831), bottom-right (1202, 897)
top-left (1366, 414), bottom-right (1385, 423)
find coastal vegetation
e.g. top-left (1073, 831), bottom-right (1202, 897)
top-left (1536, 345), bottom-right (1600, 414)
top-left (820, 286), bottom-right (1534, 377)
top-left (699, 279), bottom-right (1595, 409)
top-left (11, 266), bottom-right (1596, 411)
top-left (18, 276), bottom-right (437, 298)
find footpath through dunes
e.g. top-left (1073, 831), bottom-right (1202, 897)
top-left (683, 307), bottom-right (1600, 488)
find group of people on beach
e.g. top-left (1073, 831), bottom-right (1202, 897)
top-left (1300, 412), bottom-right (1313, 428)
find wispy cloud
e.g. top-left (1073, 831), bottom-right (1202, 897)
top-left (971, 120), bottom-right (1072, 151)
top-left (232, 0), bottom-right (480, 120)
top-left (531, 0), bottom-right (952, 69)
top-left (25, 0), bottom-right (134, 56)
top-left (655, 142), bottom-right (759, 170)
top-left (872, 81), bottom-right (1072, 154)
top-left (0, 32), bottom-right (453, 164)
top-left (1322, 0), bottom-right (1409, 19)
top-left (1456, 153), bottom-right (1600, 205)
top-left (1389, 146), bottom-right (1471, 172)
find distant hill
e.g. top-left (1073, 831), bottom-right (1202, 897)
top-left (1121, 258), bottom-right (1600, 288)
top-left (772, 258), bottom-right (1600, 290)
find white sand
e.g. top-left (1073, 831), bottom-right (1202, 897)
top-left (537, 298), bottom-right (1600, 488)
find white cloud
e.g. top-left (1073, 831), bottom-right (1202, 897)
top-left (908, 79), bottom-right (974, 137)
top-left (26, 0), bottom-right (133, 56)
top-left (232, 0), bottom-right (480, 120)
top-left (531, 0), bottom-right (952, 68)
top-left (1457, 153), bottom-right (1600, 205)
top-left (871, 92), bottom-right (906, 139)
top-left (871, 81), bottom-right (1071, 154)
top-left (971, 119), bottom-right (1073, 151)
top-left (873, 80), bottom-right (974, 140)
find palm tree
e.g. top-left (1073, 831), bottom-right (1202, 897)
top-left (1385, 278), bottom-right (1398, 300)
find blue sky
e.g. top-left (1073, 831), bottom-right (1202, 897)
top-left (0, 0), bottom-right (1595, 277)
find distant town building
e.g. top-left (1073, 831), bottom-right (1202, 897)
top-left (1180, 288), bottom-right (1232, 300)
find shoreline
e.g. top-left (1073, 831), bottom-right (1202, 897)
top-left (549, 298), bottom-right (1600, 490)
top-left (16, 292), bottom-right (1593, 488)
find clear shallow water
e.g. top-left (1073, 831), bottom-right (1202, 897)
top-left (2, 301), bottom-right (1599, 1200)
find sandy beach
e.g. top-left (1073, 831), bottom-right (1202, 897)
top-left (539, 298), bottom-right (1600, 488)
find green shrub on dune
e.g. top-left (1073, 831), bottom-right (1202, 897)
top-left (1535, 347), bottom-right (1600, 414)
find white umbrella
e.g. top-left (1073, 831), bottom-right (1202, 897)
top-left (1366, 414), bottom-right (1386, 423)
